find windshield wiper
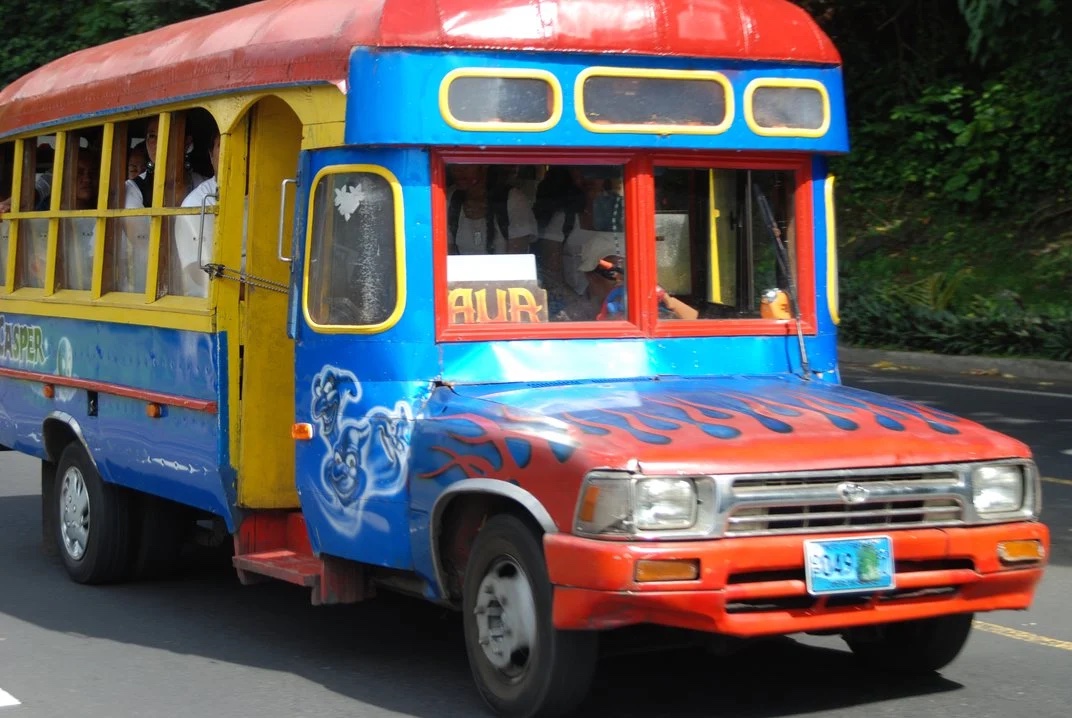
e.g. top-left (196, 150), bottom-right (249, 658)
top-left (753, 186), bottom-right (812, 379)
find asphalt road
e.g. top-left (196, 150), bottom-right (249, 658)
top-left (0, 361), bottom-right (1069, 717)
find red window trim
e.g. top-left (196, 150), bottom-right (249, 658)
top-left (432, 149), bottom-right (817, 342)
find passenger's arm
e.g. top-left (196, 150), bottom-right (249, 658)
top-left (659, 288), bottom-right (699, 320)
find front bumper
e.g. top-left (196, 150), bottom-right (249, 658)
top-left (544, 522), bottom-right (1048, 636)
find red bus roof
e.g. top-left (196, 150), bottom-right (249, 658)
top-left (0, 0), bottom-right (839, 136)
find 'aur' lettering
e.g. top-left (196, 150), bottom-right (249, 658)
top-left (448, 284), bottom-right (548, 324)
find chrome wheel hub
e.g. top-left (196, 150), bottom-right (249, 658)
top-left (473, 557), bottom-right (538, 676)
top-left (59, 467), bottom-right (90, 561)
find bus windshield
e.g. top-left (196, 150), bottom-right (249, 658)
top-left (442, 161), bottom-right (799, 329)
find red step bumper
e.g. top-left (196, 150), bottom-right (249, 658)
top-left (544, 522), bottom-right (1048, 636)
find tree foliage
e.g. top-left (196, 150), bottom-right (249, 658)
top-left (0, 0), bottom-right (256, 88)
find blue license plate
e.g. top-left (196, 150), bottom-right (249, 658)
top-left (804, 535), bottom-right (895, 595)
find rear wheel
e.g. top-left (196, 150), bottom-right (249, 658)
top-left (55, 442), bottom-right (132, 584)
top-left (845, 613), bottom-right (975, 674)
top-left (462, 514), bottom-right (598, 718)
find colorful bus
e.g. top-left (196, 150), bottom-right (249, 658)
top-left (0, 1), bottom-right (1049, 716)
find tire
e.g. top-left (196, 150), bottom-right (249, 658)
top-left (54, 442), bottom-right (132, 584)
top-left (129, 493), bottom-right (188, 580)
top-left (845, 613), bottom-right (975, 674)
top-left (462, 514), bottom-right (598, 718)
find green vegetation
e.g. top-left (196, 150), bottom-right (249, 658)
top-left (800, 0), bottom-right (1072, 360)
top-left (0, 1), bottom-right (1067, 359)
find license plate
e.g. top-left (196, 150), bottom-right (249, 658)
top-left (804, 535), bottom-right (895, 595)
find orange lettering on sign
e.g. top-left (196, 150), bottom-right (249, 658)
top-left (508, 288), bottom-right (544, 323)
top-left (448, 288), bottom-right (477, 324)
top-left (448, 283), bottom-right (549, 324)
top-left (474, 288), bottom-right (510, 323)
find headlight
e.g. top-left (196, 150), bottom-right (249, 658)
top-left (575, 473), bottom-right (712, 537)
top-left (635, 478), bottom-right (698, 530)
top-left (972, 465), bottom-right (1024, 514)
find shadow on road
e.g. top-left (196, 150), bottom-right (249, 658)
top-left (0, 492), bottom-right (965, 717)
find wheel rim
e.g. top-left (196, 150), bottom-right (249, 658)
top-left (473, 555), bottom-right (539, 680)
top-left (59, 466), bottom-right (91, 561)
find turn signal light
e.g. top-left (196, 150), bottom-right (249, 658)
top-left (292, 423), bottom-right (314, 440)
top-left (997, 540), bottom-right (1045, 564)
top-left (146, 403), bottom-right (163, 418)
top-left (578, 485), bottom-right (601, 523)
top-left (635, 559), bottom-right (700, 582)
top-left (42, 384), bottom-right (55, 399)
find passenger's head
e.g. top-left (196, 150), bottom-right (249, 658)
top-left (534, 166), bottom-right (587, 226)
top-left (127, 143), bottom-right (149, 180)
top-left (578, 234), bottom-right (623, 298)
top-left (143, 117), bottom-right (159, 160)
top-left (75, 150), bottom-right (98, 209)
top-left (450, 164), bottom-right (488, 193)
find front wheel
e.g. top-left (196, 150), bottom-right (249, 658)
top-left (54, 442), bottom-right (132, 584)
top-left (462, 514), bottom-right (598, 718)
top-left (845, 613), bottom-right (975, 674)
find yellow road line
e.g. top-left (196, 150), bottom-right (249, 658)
top-left (976, 621), bottom-right (1072, 652)
top-left (1042, 476), bottom-right (1072, 487)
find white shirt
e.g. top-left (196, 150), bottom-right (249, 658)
top-left (174, 177), bottom-right (219, 298)
top-left (449, 187), bottom-right (537, 255)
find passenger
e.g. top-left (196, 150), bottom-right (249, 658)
top-left (125, 117), bottom-right (157, 208)
top-left (183, 132), bottom-right (214, 194)
top-left (174, 132), bottom-right (220, 298)
top-left (555, 234), bottom-right (697, 321)
top-left (592, 175), bottom-right (624, 232)
top-left (533, 166), bottom-right (588, 295)
top-left (127, 142), bottom-right (149, 181)
top-left (446, 164), bottom-right (536, 255)
top-left (73, 148), bottom-right (98, 210)
top-left (30, 144), bottom-right (56, 210)
top-left (119, 118), bottom-right (157, 292)
top-left (62, 149), bottom-right (100, 290)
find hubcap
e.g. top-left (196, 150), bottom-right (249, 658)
top-left (59, 467), bottom-right (90, 561)
top-left (473, 556), bottom-right (538, 678)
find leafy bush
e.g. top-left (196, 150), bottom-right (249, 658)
top-left (839, 278), bottom-right (1072, 361)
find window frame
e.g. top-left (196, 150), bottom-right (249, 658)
top-left (439, 68), bottom-right (564, 133)
top-left (301, 163), bottom-right (407, 335)
top-left (743, 78), bottom-right (831, 138)
top-left (0, 110), bottom-right (223, 310)
top-left (432, 149), bottom-right (816, 343)
top-left (575, 67), bottom-right (735, 136)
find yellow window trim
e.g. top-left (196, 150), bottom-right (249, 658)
top-left (575, 67), bottom-right (734, 135)
top-left (439, 68), bottom-right (563, 133)
top-left (1, 207), bottom-right (211, 219)
top-left (0, 295), bottom-right (214, 332)
top-left (743, 78), bottom-right (831, 138)
top-left (302, 164), bottom-right (406, 335)
top-left (825, 175), bottom-right (839, 325)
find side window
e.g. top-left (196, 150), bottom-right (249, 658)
top-left (746, 80), bottom-right (830, 136)
top-left (306, 168), bottom-right (401, 329)
top-left (0, 141), bottom-right (14, 289)
top-left (108, 116), bottom-right (158, 294)
top-left (104, 108), bottom-right (219, 298)
top-left (16, 135), bottom-right (56, 289)
top-left (653, 167), bottom-right (796, 321)
top-left (166, 108), bottom-right (219, 299)
top-left (56, 128), bottom-right (103, 291)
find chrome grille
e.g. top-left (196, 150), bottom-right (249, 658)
top-left (723, 469), bottom-right (967, 536)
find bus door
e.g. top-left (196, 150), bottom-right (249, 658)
top-left (233, 96), bottom-right (302, 509)
top-left (290, 151), bottom-right (414, 569)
